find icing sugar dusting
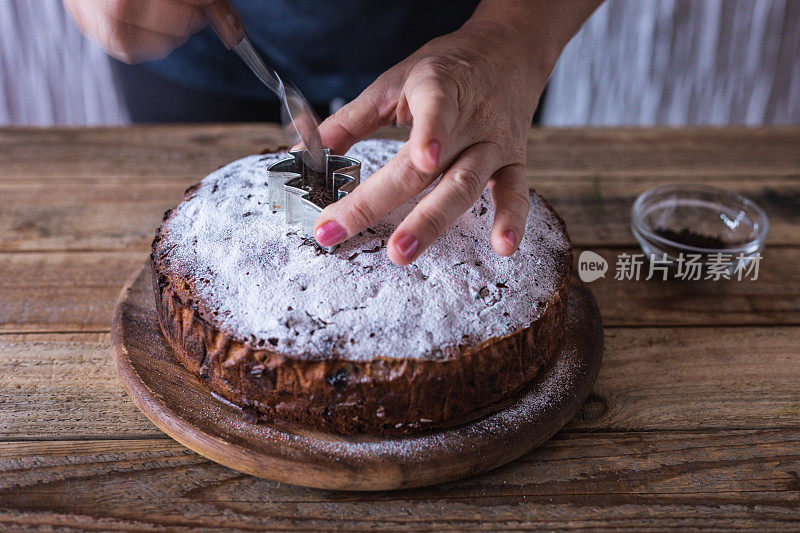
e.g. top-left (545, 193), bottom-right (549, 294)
top-left (158, 139), bottom-right (570, 361)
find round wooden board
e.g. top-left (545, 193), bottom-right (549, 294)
top-left (111, 261), bottom-right (603, 491)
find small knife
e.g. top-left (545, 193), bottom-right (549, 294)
top-left (203, 0), bottom-right (326, 172)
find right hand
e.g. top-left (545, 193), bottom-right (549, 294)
top-left (64, 0), bottom-right (213, 64)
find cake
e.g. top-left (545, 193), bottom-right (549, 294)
top-left (151, 139), bottom-right (572, 435)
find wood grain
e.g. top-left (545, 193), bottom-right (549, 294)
top-left (109, 263), bottom-right (602, 490)
top-left (2, 247), bottom-right (797, 333)
top-left (2, 126), bottom-right (799, 526)
top-left (0, 251), bottom-right (144, 332)
top-left (3, 324), bottom-right (798, 441)
top-left (0, 127), bottom-right (797, 251)
top-left (0, 332), bottom-right (156, 439)
top-left (1, 175), bottom-right (796, 252)
top-left (524, 128), bottom-right (800, 180)
top-left (3, 126), bottom-right (798, 181)
top-left (580, 246), bottom-right (800, 327)
top-left (1, 429), bottom-right (799, 530)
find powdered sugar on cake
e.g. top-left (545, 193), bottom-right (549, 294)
top-left (157, 139), bottom-right (570, 361)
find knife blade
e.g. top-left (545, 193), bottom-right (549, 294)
top-left (203, 0), bottom-right (326, 172)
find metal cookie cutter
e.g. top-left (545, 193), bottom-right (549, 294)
top-left (267, 148), bottom-right (361, 252)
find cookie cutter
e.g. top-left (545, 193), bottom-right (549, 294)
top-left (267, 148), bottom-right (361, 252)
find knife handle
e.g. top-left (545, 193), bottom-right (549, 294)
top-left (203, 0), bottom-right (245, 49)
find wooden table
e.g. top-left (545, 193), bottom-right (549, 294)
top-left (1, 126), bottom-right (798, 530)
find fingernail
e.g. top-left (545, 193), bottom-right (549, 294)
top-left (315, 220), bottom-right (347, 246)
top-left (503, 230), bottom-right (517, 247)
top-left (395, 234), bottom-right (420, 260)
top-left (427, 140), bottom-right (440, 167)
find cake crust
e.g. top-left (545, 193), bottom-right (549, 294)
top-left (151, 140), bottom-right (572, 435)
top-left (151, 251), bottom-right (569, 435)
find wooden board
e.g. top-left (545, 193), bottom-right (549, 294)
top-left (2, 175), bottom-right (798, 252)
top-left (5, 325), bottom-right (800, 441)
top-left (1, 127), bottom-right (799, 252)
top-left (2, 429), bottom-right (800, 531)
top-left (3, 125), bottom-right (799, 528)
top-left (110, 262), bottom-right (603, 490)
top-left (3, 246), bottom-right (797, 333)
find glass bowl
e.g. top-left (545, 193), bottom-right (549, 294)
top-left (631, 185), bottom-right (769, 272)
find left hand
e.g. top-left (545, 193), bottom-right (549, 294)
top-left (311, 20), bottom-right (553, 264)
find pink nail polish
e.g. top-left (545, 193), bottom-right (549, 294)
top-left (315, 221), bottom-right (347, 246)
top-left (503, 230), bottom-right (517, 247)
top-left (428, 140), bottom-right (441, 167)
top-left (395, 234), bottom-right (420, 260)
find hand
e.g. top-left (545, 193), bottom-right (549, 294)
top-left (64, 0), bottom-right (212, 63)
top-left (312, 22), bottom-right (557, 265)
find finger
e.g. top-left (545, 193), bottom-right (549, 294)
top-left (487, 164), bottom-right (530, 256)
top-left (316, 74), bottom-right (399, 154)
top-left (401, 61), bottom-right (459, 175)
top-left (99, 19), bottom-right (189, 63)
top-left (100, 0), bottom-right (207, 37)
top-left (386, 142), bottom-right (501, 265)
top-left (313, 143), bottom-right (443, 247)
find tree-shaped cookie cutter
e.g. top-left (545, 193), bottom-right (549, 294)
top-left (267, 148), bottom-right (361, 252)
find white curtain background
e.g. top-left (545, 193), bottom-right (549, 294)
top-left (0, 0), bottom-right (128, 124)
top-left (0, 0), bottom-right (798, 126)
top-left (543, 0), bottom-right (800, 125)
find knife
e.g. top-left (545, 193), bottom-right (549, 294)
top-left (203, 0), bottom-right (326, 172)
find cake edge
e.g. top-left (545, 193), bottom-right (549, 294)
top-left (150, 185), bottom-right (572, 436)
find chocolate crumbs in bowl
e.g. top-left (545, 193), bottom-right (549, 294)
top-left (654, 227), bottom-right (728, 249)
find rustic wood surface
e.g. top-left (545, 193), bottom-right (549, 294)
top-left (0, 125), bottom-right (798, 529)
top-left (111, 263), bottom-right (602, 491)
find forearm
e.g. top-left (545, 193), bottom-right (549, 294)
top-left (465, 0), bottom-right (603, 74)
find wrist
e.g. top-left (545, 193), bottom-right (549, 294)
top-left (458, 17), bottom-right (556, 94)
top-left (464, 0), bottom-right (602, 83)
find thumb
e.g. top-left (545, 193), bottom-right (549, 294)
top-left (317, 77), bottom-right (395, 154)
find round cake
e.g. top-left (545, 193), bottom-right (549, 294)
top-left (151, 139), bottom-right (572, 435)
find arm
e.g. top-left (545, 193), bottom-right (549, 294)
top-left (313, 0), bottom-right (603, 264)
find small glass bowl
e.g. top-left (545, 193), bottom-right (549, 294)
top-left (631, 185), bottom-right (769, 271)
